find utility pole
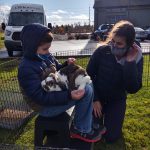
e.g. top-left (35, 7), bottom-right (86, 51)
top-left (89, 6), bottom-right (91, 26)
top-left (127, 0), bottom-right (130, 19)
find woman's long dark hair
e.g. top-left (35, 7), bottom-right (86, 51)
top-left (103, 20), bottom-right (135, 47)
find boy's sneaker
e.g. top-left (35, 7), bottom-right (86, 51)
top-left (70, 125), bottom-right (102, 143)
top-left (93, 123), bottom-right (107, 135)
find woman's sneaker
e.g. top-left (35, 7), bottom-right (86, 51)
top-left (93, 123), bottom-right (107, 135)
top-left (70, 125), bottom-right (102, 143)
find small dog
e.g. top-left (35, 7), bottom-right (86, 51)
top-left (41, 64), bottom-right (92, 92)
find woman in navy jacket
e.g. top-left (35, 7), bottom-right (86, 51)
top-left (87, 20), bottom-right (143, 142)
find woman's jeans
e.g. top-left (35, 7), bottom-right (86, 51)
top-left (39, 84), bottom-right (94, 133)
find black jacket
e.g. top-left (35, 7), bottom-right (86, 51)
top-left (86, 45), bottom-right (143, 103)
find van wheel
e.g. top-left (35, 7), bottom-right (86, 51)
top-left (7, 50), bottom-right (13, 57)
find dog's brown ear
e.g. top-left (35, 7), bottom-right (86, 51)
top-left (67, 64), bottom-right (79, 73)
top-left (42, 66), bottom-right (56, 80)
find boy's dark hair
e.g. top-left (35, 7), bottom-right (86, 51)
top-left (39, 32), bottom-right (53, 46)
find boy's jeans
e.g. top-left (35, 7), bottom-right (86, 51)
top-left (39, 84), bottom-right (93, 133)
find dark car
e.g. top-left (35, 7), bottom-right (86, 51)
top-left (91, 24), bottom-right (114, 41)
top-left (145, 27), bottom-right (150, 40)
top-left (134, 27), bottom-right (148, 41)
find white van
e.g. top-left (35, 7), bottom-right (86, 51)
top-left (4, 3), bottom-right (48, 56)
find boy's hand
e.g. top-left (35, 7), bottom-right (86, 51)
top-left (71, 89), bottom-right (85, 100)
top-left (93, 101), bottom-right (102, 118)
top-left (68, 58), bottom-right (76, 65)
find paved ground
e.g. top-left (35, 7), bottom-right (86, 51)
top-left (0, 39), bottom-right (98, 58)
top-left (0, 39), bottom-right (150, 58)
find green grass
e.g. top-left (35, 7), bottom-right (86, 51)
top-left (0, 32), bottom-right (4, 49)
top-left (0, 59), bottom-right (20, 92)
top-left (0, 57), bottom-right (150, 150)
top-left (94, 88), bottom-right (150, 150)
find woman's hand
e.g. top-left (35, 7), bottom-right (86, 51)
top-left (68, 58), bottom-right (76, 65)
top-left (93, 101), bottom-right (102, 118)
top-left (126, 43), bottom-right (139, 62)
top-left (71, 89), bottom-right (85, 100)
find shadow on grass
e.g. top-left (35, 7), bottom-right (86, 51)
top-left (94, 136), bottom-right (126, 150)
top-left (0, 59), bottom-right (20, 73)
top-left (0, 116), bottom-right (34, 144)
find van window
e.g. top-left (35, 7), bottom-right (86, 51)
top-left (8, 12), bottom-right (44, 26)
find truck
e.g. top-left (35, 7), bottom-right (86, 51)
top-left (3, 3), bottom-right (49, 56)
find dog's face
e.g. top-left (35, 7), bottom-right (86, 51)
top-left (41, 73), bottom-right (62, 91)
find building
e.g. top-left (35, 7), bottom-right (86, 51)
top-left (94, 0), bottom-right (150, 29)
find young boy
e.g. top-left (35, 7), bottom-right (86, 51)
top-left (18, 23), bottom-right (105, 143)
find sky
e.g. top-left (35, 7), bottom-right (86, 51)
top-left (0, 0), bottom-right (94, 26)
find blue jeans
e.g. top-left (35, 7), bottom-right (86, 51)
top-left (39, 84), bottom-right (94, 133)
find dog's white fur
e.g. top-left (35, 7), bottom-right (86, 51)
top-left (57, 71), bottom-right (69, 89)
top-left (41, 75), bottom-right (62, 91)
top-left (75, 75), bottom-right (91, 90)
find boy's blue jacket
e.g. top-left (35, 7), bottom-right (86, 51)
top-left (18, 23), bottom-right (70, 110)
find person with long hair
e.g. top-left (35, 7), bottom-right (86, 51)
top-left (87, 20), bottom-right (143, 142)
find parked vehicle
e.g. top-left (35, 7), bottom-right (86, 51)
top-left (134, 27), bottom-right (148, 42)
top-left (91, 24), bottom-right (113, 41)
top-left (3, 3), bottom-right (49, 57)
top-left (145, 27), bottom-right (150, 40)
